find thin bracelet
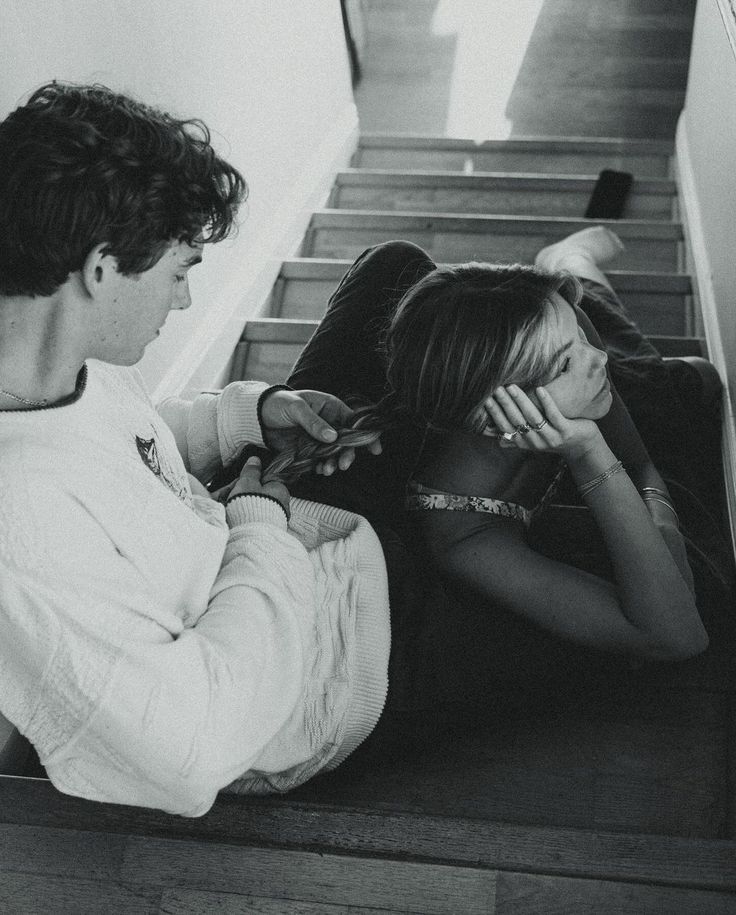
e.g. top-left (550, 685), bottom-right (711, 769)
top-left (639, 486), bottom-right (671, 500)
top-left (578, 459), bottom-right (624, 497)
top-left (641, 495), bottom-right (680, 525)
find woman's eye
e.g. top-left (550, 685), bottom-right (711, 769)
top-left (559, 357), bottom-right (571, 375)
top-left (175, 275), bottom-right (186, 283)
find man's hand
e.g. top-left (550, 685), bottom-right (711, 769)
top-left (228, 456), bottom-right (290, 517)
top-left (260, 388), bottom-right (382, 475)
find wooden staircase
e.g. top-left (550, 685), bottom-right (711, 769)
top-left (232, 134), bottom-right (705, 387)
top-left (2, 134), bottom-right (734, 913)
top-left (206, 134), bottom-right (736, 911)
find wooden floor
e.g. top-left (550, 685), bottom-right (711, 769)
top-left (354, 0), bottom-right (697, 138)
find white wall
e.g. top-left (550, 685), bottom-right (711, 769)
top-left (0, 1), bottom-right (358, 397)
top-left (677, 0), bottom-right (736, 546)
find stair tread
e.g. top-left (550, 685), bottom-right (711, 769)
top-left (241, 317), bottom-right (702, 351)
top-left (337, 169), bottom-right (676, 193)
top-left (358, 134), bottom-right (674, 154)
top-left (279, 257), bottom-right (692, 289)
top-left (311, 209), bottom-right (683, 238)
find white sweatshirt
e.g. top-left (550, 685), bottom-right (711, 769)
top-left (0, 360), bottom-right (390, 815)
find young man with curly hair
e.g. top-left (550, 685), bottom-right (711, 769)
top-left (0, 82), bottom-right (388, 815)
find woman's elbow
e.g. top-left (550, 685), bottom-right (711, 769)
top-left (644, 623), bottom-right (709, 662)
top-left (671, 626), bottom-right (709, 661)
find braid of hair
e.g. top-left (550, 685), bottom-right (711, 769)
top-left (261, 393), bottom-right (408, 486)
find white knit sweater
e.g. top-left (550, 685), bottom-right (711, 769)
top-left (0, 360), bottom-right (390, 816)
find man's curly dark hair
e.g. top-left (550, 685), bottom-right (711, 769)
top-left (0, 81), bottom-right (247, 297)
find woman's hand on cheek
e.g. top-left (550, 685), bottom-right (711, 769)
top-left (484, 385), bottom-right (600, 459)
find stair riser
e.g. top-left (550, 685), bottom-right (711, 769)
top-left (332, 186), bottom-right (674, 220)
top-left (352, 149), bottom-right (671, 177)
top-left (239, 342), bottom-right (306, 386)
top-left (239, 333), bottom-right (704, 386)
top-left (274, 277), bottom-right (690, 336)
top-left (305, 227), bottom-right (679, 272)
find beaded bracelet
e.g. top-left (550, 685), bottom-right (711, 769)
top-left (578, 459), bottom-right (624, 498)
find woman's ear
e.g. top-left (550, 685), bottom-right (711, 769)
top-left (80, 244), bottom-right (117, 299)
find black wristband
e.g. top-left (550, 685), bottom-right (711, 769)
top-left (257, 384), bottom-right (294, 439)
top-left (226, 491), bottom-right (290, 522)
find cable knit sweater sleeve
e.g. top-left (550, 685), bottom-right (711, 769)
top-left (0, 457), bottom-right (316, 817)
top-left (157, 380), bottom-right (271, 482)
top-left (69, 507), bottom-right (313, 816)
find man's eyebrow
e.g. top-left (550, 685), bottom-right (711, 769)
top-left (182, 254), bottom-right (203, 267)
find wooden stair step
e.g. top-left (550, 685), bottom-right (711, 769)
top-left (2, 774), bottom-right (734, 896)
top-left (231, 319), bottom-right (704, 385)
top-left (292, 682), bottom-right (727, 837)
top-left (353, 135), bottom-right (673, 177)
top-left (272, 258), bottom-right (693, 336)
top-left (331, 169), bottom-right (676, 219)
top-left (303, 211), bottom-right (683, 272)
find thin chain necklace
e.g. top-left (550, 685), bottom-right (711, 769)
top-left (0, 387), bottom-right (48, 407)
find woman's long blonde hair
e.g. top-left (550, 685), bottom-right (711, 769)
top-left (263, 262), bottom-right (581, 485)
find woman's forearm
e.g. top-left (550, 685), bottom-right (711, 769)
top-left (624, 459), bottom-right (694, 592)
top-left (566, 439), bottom-right (706, 655)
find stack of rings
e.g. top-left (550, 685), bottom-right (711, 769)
top-left (501, 419), bottom-right (548, 442)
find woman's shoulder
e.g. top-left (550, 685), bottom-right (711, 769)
top-left (409, 495), bottom-right (526, 561)
top-left (407, 441), bottom-right (562, 555)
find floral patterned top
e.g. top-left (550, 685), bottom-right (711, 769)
top-left (405, 463), bottom-right (565, 528)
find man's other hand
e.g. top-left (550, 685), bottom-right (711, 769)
top-left (260, 388), bottom-right (382, 475)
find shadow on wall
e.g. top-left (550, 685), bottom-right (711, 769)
top-left (354, 0), bottom-right (697, 140)
top-left (505, 0), bottom-right (697, 139)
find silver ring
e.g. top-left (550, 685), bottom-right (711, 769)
top-left (516, 423), bottom-right (531, 435)
top-left (531, 419), bottom-right (548, 431)
top-left (501, 430), bottom-right (520, 442)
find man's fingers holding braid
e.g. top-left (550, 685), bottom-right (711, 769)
top-left (259, 388), bottom-right (382, 475)
top-left (229, 456), bottom-right (291, 514)
top-left (262, 425), bottom-right (382, 484)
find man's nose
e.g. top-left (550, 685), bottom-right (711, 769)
top-left (173, 285), bottom-right (192, 310)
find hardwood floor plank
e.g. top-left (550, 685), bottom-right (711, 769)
top-left (0, 870), bottom-right (160, 915)
top-left (495, 871), bottom-right (735, 914)
top-left (123, 841), bottom-right (497, 915)
top-left (0, 821), bottom-right (126, 880)
top-left (1, 777), bottom-right (735, 892)
top-left (160, 887), bottom-right (413, 914)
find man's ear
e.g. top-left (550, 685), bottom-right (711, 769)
top-left (80, 244), bottom-right (118, 299)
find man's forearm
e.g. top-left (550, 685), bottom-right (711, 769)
top-left (158, 382), bottom-right (269, 482)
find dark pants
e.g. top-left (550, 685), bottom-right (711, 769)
top-left (286, 242), bottom-right (732, 733)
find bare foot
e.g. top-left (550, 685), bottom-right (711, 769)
top-left (535, 226), bottom-right (625, 272)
